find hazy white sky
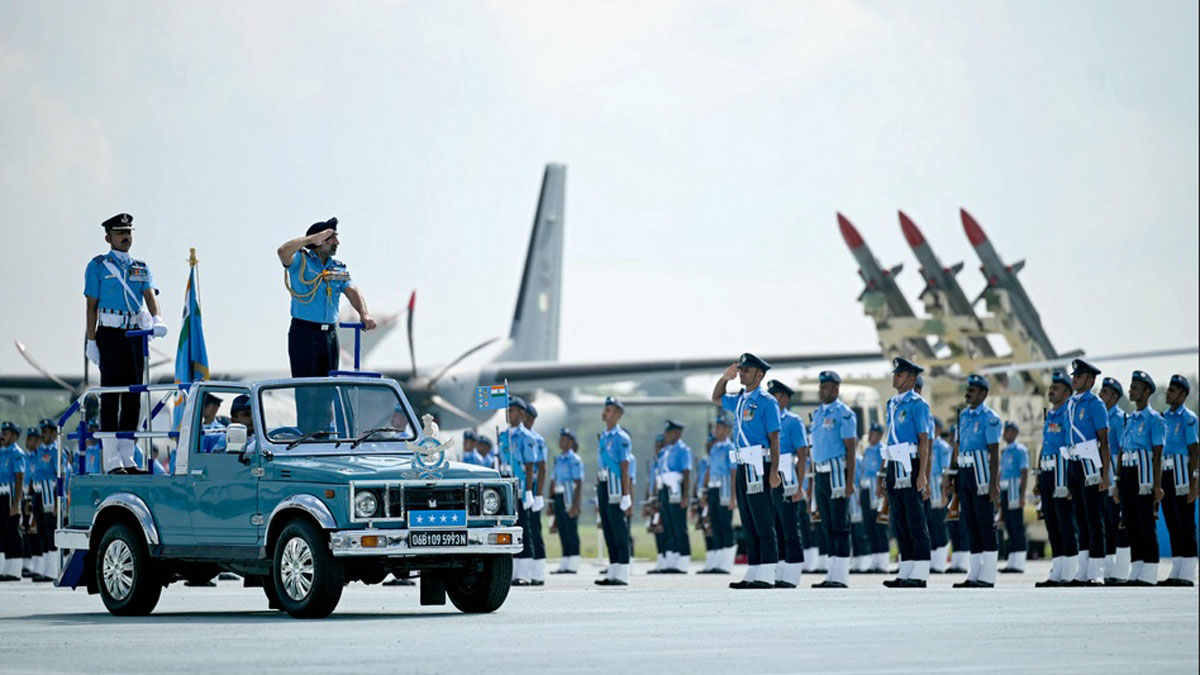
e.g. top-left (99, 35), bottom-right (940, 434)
top-left (1, 1), bottom-right (1197, 382)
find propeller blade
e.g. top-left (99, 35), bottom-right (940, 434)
top-left (428, 337), bottom-right (501, 387)
top-left (14, 340), bottom-right (75, 393)
top-left (430, 394), bottom-right (478, 426)
top-left (406, 290), bottom-right (417, 378)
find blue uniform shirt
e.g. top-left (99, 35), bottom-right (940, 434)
top-left (477, 449), bottom-right (497, 470)
top-left (84, 251), bottom-right (156, 314)
top-left (720, 387), bottom-right (782, 448)
top-left (599, 424), bottom-right (633, 482)
top-left (664, 441), bottom-right (693, 473)
top-left (1042, 404), bottom-right (1070, 459)
top-left (1066, 391), bottom-right (1108, 445)
top-left (32, 442), bottom-right (59, 482)
top-left (695, 457), bottom-right (708, 497)
top-left (930, 437), bottom-right (952, 479)
top-left (857, 442), bottom-right (884, 484)
top-left (1163, 405), bottom-right (1199, 456)
top-left (552, 450), bottom-right (585, 484)
top-left (0, 443), bottom-right (27, 490)
top-left (287, 248), bottom-right (353, 324)
top-left (956, 404), bottom-right (1002, 453)
top-left (708, 439), bottom-right (734, 481)
top-left (1106, 405), bottom-right (1126, 457)
top-left (507, 424), bottom-right (536, 492)
top-left (778, 410), bottom-right (809, 455)
top-left (810, 401), bottom-right (857, 463)
top-left (1122, 406), bottom-right (1165, 451)
top-left (884, 390), bottom-right (931, 446)
top-left (1000, 442), bottom-right (1030, 480)
top-left (529, 429), bottom-right (548, 463)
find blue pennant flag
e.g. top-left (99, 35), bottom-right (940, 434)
top-left (475, 384), bottom-right (509, 410)
top-left (173, 261), bottom-right (209, 428)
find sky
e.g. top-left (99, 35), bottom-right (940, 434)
top-left (1, 0), bottom-right (1197, 384)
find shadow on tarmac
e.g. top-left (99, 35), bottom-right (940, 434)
top-left (0, 610), bottom-right (465, 624)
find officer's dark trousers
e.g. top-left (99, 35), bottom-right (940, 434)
top-left (957, 470), bottom-right (998, 554)
top-left (288, 318), bottom-right (339, 433)
top-left (1, 495), bottom-right (22, 559)
top-left (96, 327), bottom-right (145, 433)
top-left (1102, 493), bottom-right (1124, 555)
top-left (597, 485), bottom-right (630, 564)
top-left (946, 515), bottom-right (966, 555)
top-left (659, 488), bottom-right (690, 556)
top-left (796, 499), bottom-right (816, 549)
top-left (925, 502), bottom-right (948, 550)
top-left (1001, 492), bottom-right (1027, 556)
top-left (1038, 469), bottom-right (1079, 558)
top-left (734, 463), bottom-right (778, 566)
top-left (654, 528), bottom-right (667, 555)
top-left (1161, 469), bottom-right (1198, 558)
top-left (24, 494), bottom-right (44, 557)
top-left (1066, 460), bottom-right (1105, 559)
top-left (771, 486), bottom-right (804, 564)
top-left (815, 473), bottom-right (851, 558)
top-left (529, 507), bottom-right (545, 559)
top-left (859, 489), bottom-right (890, 554)
top-left (1117, 465), bottom-right (1157, 563)
top-left (851, 519), bottom-right (869, 558)
top-left (553, 494), bottom-right (579, 557)
top-left (885, 460), bottom-right (931, 562)
top-left (515, 506), bottom-right (533, 560)
top-left (707, 488), bottom-right (734, 549)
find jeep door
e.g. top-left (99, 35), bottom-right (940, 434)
top-left (187, 388), bottom-right (260, 546)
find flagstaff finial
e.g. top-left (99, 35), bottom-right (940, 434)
top-left (188, 247), bottom-right (197, 267)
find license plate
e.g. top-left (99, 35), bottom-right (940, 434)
top-left (409, 530), bottom-right (467, 548)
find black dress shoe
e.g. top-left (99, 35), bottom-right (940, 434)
top-left (1125, 580), bottom-right (1152, 587)
top-left (1104, 578), bottom-right (1126, 586)
top-left (594, 578), bottom-right (614, 586)
top-left (730, 579), bottom-right (773, 589)
top-left (946, 567), bottom-right (968, 574)
top-left (21, 569), bottom-right (32, 578)
top-left (1069, 580), bottom-right (1103, 587)
top-left (530, 580), bottom-right (545, 586)
top-left (1034, 579), bottom-right (1062, 588)
top-left (710, 569), bottom-right (731, 575)
top-left (882, 578), bottom-right (905, 588)
top-left (1157, 578), bottom-right (1182, 587)
top-left (929, 568), bottom-right (945, 574)
top-left (0, 575), bottom-right (20, 582)
top-left (774, 581), bottom-right (796, 589)
top-left (1000, 568), bottom-right (1024, 574)
top-left (812, 580), bottom-right (847, 588)
top-left (953, 579), bottom-right (980, 588)
top-left (646, 569), bottom-right (666, 575)
top-left (511, 579), bottom-right (531, 587)
top-left (31, 575), bottom-right (53, 583)
top-left (1175, 579), bottom-right (1195, 587)
top-left (897, 579), bottom-right (927, 588)
top-left (218, 573), bottom-right (240, 581)
top-left (973, 581), bottom-right (995, 588)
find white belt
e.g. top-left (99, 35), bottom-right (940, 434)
top-left (708, 480), bottom-right (723, 489)
top-left (553, 484), bottom-right (565, 495)
top-left (1039, 454), bottom-right (1058, 471)
top-left (0, 485), bottom-right (10, 496)
top-left (1121, 450), bottom-right (1144, 466)
top-left (1066, 438), bottom-right (1100, 463)
top-left (885, 443), bottom-right (915, 472)
top-left (958, 454), bottom-right (975, 467)
top-left (597, 468), bottom-right (609, 481)
top-left (731, 445), bottom-right (765, 466)
top-left (662, 471), bottom-right (683, 493)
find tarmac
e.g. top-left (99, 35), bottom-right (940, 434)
top-left (0, 559), bottom-right (1196, 674)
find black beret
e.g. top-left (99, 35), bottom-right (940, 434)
top-left (101, 213), bottom-right (133, 230)
top-left (305, 217), bottom-right (338, 237)
top-left (1051, 370), bottom-right (1072, 388)
top-left (508, 395), bottom-right (528, 413)
top-left (818, 371), bottom-right (842, 384)
top-left (1004, 420), bottom-right (1020, 433)
top-left (1070, 359), bottom-right (1101, 377)
top-left (1169, 374), bottom-right (1190, 394)
top-left (476, 435), bottom-right (492, 447)
top-left (39, 418), bottom-right (56, 429)
top-left (767, 379), bottom-right (794, 397)
top-left (738, 353), bottom-right (771, 371)
top-left (1101, 377), bottom-right (1125, 397)
top-left (26, 427), bottom-right (40, 437)
top-left (202, 393), bottom-right (222, 407)
top-left (869, 422), bottom-right (884, 433)
top-left (892, 357), bottom-right (924, 375)
top-left (525, 403), bottom-right (539, 418)
top-left (463, 430), bottom-right (477, 441)
top-left (0, 421), bottom-right (18, 434)
top-left (966, 373), bottom-right (990, 391)
top-left (230, 395), bottom-right (251, 414)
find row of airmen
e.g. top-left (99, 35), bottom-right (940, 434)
top-left (0, 420), bottom-right (64, 583)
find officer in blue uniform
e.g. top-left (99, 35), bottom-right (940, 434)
top-left (766, 380), bottom-right (809, 588)
top-left (475, 436), bottom-right (495, 470)
top-left (461, 430), bottom-right (478, 464)
top-left (596, 397), bottom-right (634, 586)
top-left (648, 433), bottom-right (671, 573)
top-left (943, 422), bottom-right (968, 574)
top-left (700, 417), bottom-right (737, 574)
top-left (926, 416), bottom-right (953, 573)
top-left (998, 421), bottom-right (1030, 574)
top-left (949, 373), bottom-right (1002, 588)
top-left (1160, 374), bottom-right (1198, 586)
top-left (1119, 371), bottom-right (1165, 586)
top-left (1098, 377), bottom-right (1130, 583)
top-left (29, 420), bottom-right (62, 582)
top-left (84, 213), bottom-right (167, 473)
top-left (505, 397), bottom-right (538, 586)
top-left (855, 423), bottom-right (890, 573)
top-left (550, 429), bottom-right (584, 574)
top-left (521, 402), bottom-right (549, 585)
top-left (1035, 371), bottom-right (1080, 587)
top-left (713, 353), bottom-right (783, 589)
top-left (277, 218), bottom-right (376, 431)
top-left (808, 372), bottom-right (857, 588)
top-left (0, 422), bottom-right (26, 580)
top-left (657, 420), bottom-right (693, 574)
top-left (882, 358), bottom-right (933, 588)
top-left (1064, 359), bottom-right (1112, 585)
top-left (18, 429), bottom-right (41, 579)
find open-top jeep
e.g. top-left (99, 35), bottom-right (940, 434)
top-left (55, 375), bottom-right (522, 618)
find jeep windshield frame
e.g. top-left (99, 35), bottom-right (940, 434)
top-left (257, 378), bottom-right (420, 453)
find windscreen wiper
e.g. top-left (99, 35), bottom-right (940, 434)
top-left (285, 430), bottom-right (333, 450)
top-left (350, 427), bottom-right (407, 449)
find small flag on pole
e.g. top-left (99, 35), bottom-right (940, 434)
top-left (475, 384), bottom-right (508, 410)
top-left (174, 249), bottom-right (209, 429)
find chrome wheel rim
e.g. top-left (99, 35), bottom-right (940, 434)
top-left (102, 540), bottom-right (135, 601)
top-left (280, 537), bottom-right (314, 601)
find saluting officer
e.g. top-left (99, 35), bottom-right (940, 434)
top-left (808, 372), bottom-right (857, 588)
top-left (1119, 371), bottom-right (1165, 586)
top-left (1035, 371), bottom-right (1081, 587)
top-left (766, 380), bottom-right (809, 588)
top-left (882, 358), bottom-right (933, 588)
top-left (522, 403), bottom-right (549, 585)
top-left (926, 416), bottom-right (953, 574)
top-left (700, 417), bottom-right (737, 574)
top-left (84, 214), bottom-right (168, 473)
top-left (856, 422), bottom-right (890, 573)
top-left (550, 429), bottom-right (584, 574)
top-left (713, 353), bottom-right (783, 589)
top-left (0, 422), bottom-right (26, 581)
top-left (1064, 359), bottom-right (1112, 585)
top-left (949, 373), bottom-right (1002, 588)
top-left (1098, 377), bottom-right (1130, 583)
top-left (1160, 374), bottom-right (1198, 586)
top-left (595, 397), bottom-right (634, 587)
top-left (998, 421), bottom-right (1030, 574)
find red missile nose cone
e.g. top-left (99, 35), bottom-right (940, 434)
top-left (961, 209), bottom-right (987, 246)
top-left (838, 213), bottom-right (864, 250)
top-left (898, 211), bottom-right (925, 247)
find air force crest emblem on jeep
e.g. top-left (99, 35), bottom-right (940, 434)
top-left (405, 414), bottom-right (454, 479)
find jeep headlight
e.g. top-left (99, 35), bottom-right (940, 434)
top-left (482, 488), bottom-right (502, 516)
top-left (354, 490), bottom-right (379, 519)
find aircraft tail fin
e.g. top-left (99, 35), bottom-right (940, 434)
top-left (502, 164), bottom-right (566, 363)
top-left (1009, 259), bottom-right (1026, 274)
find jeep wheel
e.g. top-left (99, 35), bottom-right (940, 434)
top-left (445, 555), bottom-right (513, 613)
top-left (96, 523), bottom-right (162, 616)
top-left (271, 520), bottom-right (344, 618)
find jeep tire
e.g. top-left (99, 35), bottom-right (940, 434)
top-left (271, 519), bottom-right (344, 618)
top-left (96, 523), bottom-right (162, 616)
top-left (445, 555), bottom-right (512, 613)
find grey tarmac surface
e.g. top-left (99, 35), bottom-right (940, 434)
top-left (0, 559), bottom-right (1196, 675)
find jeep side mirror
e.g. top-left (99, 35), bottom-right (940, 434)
top-left (225, 423), bottom-right (248, 454)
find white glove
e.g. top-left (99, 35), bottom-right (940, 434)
top-left (523, 490), bottom-right (534, 509)
top-left (151, 315), bottom-right (168, 339)
top-left (619, 494), bottom-right (632, 511)
top-left (86, 339), bottom-right (101, 366)
top-left (532, 495), bottom-right (545, 512)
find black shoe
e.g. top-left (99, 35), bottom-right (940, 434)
top-left (1034, 579), bottom-right (1062, 588)
top-left (1104, 577), bottom-right (1126, 586)
top-left (0, 575), bottom-right (18, 582)
top-left (1000, 567), bottom-right (1025, 574)
top-left (598, 567), bottom-right (609, 575)
top-left (973, 581), bottom-right (995, 588)
top-left (551, 569), bottom-right (572, 574)
top-left (882, 578), bottom-right (905, 588)
top-left (946, 567), bottom-right (968, 574)
top-left (730, 579), bottom-right (773, 589)
top-left (1175, 579), bottom-right (1195, 587)
top-left (382, 577), bottom-right (415, 586)
top-left (929, 568), bottom-right (945, 574)
top-left (897, 579), bottom-right (927, 588)
top-left (849, 568), bottom-right (867, 574)
top-left (21, 569), bottom-right (32, 578)
top-left (530, 580), bottom-right (545, 586)
top-left (646, 569), bottom-right (666, 575)
top-left (711, 569), bottom-right (731, 575)
top-left (812, 580), bottom-right (847, 588)
top-left (953, 579), bottom-right (979, 588)
top-left (31, 575), bottom-right (53, 583)
top-left (774, 581), bottom-right (796, 589)
top-left (1157, 578), bottom-right (1183, 587)
top-left (607, 579), bottom-right (628, 586)
top-left (511, 579), bottom-right (531, 587)
top-left (1125, 580), bottom-right (1153, 587)
top-left (1069, 580), bottom-right (1103, 587)
top-left (594, 578), bottom-right (613, 586)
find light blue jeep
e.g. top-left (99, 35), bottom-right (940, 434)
top-left (55, 376), bottom-right (522, 618)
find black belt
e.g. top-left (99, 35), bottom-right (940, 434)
top-left (291, 317), bottom-right (336, 331)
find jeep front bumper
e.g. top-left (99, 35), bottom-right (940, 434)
top-left (329, 526), bottom-right (523, 557)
